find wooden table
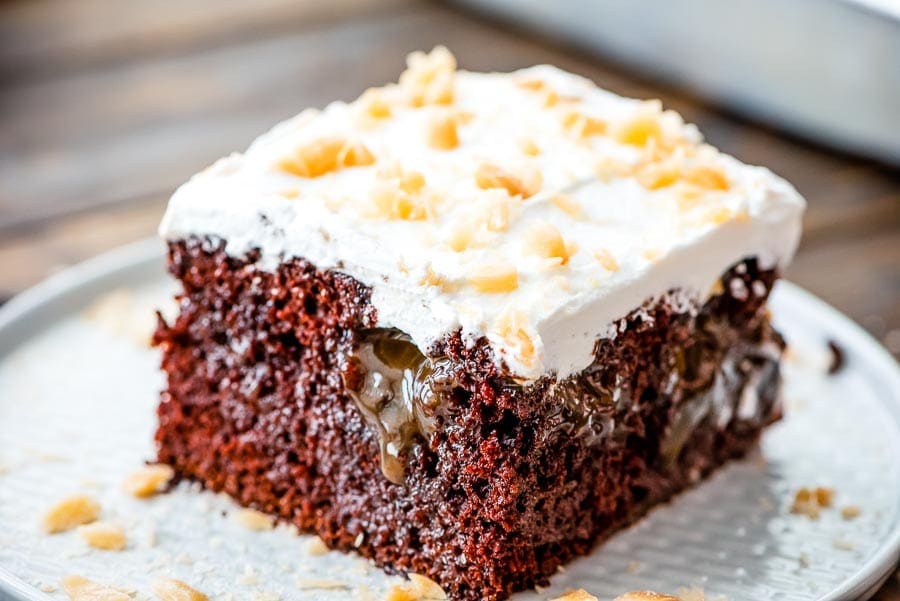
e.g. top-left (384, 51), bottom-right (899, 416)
top-left (1, 0), bottom-right (898, 597)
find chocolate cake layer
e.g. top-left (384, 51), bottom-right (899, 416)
top-left (154, 237), bottom-right (783, 601)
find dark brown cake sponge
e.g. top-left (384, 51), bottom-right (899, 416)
top-left (154, 237), bottom-right (782, 600)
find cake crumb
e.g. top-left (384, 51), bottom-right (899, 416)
top-left (385, 574), bottom-right (447, 600)
top-left (841, 505), bottom-right (861, 520)
top-left (60, 575), bottom-right (130, 601)
top-left (554, 590), bottom-right (599, 601)
top-left (123, 464), bottom-right (174, 498)
top-left (833, 539), bottom-right (855, 551)
top-left (295, 578), bottom-right (348, 591)
top-left (305, 536), bottom-right (329, 556)
top-left (799, 553), bottom-right (811, 568)
top-left (42, 494), bottom-right (101, 533)
top-left (78, 521), bottom-right (127, 551)
top-left (815, 487), bottom-right (835, 507)
top-left (234, 508), bottom-right (275, 531)
top-left (251, 593), bottom-right (280, 601)
top-left (152, 577), bottom-right (209, 601)
top-left (39, 583), bottom-right (57, 593)
top-left (790, 486), bottom-right (834, 519)
top-left (237, 565), bottom-right (259, 586)
top-left (613, 592), bottom-right (679, 601)
top-left (626, 560), bottom-right (642, 574)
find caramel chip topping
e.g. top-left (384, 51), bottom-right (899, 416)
top-left (524, 222), bottom-right (572, 265)
top-left (428, 112), bottom-right (460, 150)
top-left (277, 137), bottom-right (375, 178)
top-left (468, 261), bottom-right (519, 293)
top-left (475, 163), bottom-right (543, 199)
top-left (399, 46), bottom-right (456, 107)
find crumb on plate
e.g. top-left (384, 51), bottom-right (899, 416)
top-left (77, 521), bottom-right (127, 551)
top-left (790, 486), bottom-right (835, 519)
top-left (61, 575), bottom-right (130, 601)
top-left (123, 464), bottom-right (175, 498)
top-left (305, 536), bottom-right (329, 556)
top-left (152, 577), bottom-right (209, 601)
top-left (385, 573), bottom-right (447, 600)
top-left (234, 508), bottom-right (275, 531)
top-left (42, 494), bottom-right (101, 534)
top-left (554, 590), bottom-right (599, 601)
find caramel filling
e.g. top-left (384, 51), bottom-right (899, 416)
top-left (340, 329), bottom-right (453, 484)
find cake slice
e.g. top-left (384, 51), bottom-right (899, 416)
top-left (153, 47), bottom-right (804, 600)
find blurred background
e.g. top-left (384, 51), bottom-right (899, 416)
top-left (0, 0), bottom-right (898, 596)
top-left (0, 0), bottom-right (898, 367)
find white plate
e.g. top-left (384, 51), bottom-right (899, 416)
top-left (0, 239), bottom-right (899, 601)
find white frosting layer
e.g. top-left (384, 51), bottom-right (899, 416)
top-left (160, 51), bottom-right (805, 380)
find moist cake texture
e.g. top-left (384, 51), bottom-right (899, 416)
top-left (154, 48), bottom-right (805, 600)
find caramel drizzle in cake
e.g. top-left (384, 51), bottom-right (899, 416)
top-left (339, 329), bottom-right (455, 484)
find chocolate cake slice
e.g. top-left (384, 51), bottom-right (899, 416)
top-left (153, 48), bottom-right (805, 600)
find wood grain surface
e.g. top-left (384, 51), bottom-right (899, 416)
top-left (0, 0), bottom-right (898, 596)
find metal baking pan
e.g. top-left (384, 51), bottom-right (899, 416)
top-left (453, 0), bottom-right (900, 166)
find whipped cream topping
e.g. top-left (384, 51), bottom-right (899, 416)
top-left (160, 48), bottom-right (805, 380)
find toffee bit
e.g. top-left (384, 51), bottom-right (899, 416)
top-left (790, 486), bottom-right (834, 519)
top-left (77, 521), bottom-right (127, 551)
top-left (233, 508), bottom-right (275, 531)
top-left (612, 592), bottom-right (679, 601)
top-left (553, 590), bottom-right (599, 601)
top-left (60, 575), bottom-right (130, 601)
top-left (42, 495), bottom-right (101, 534)
top-left (122, 464), bottom-right (175, 498)
top-left (152, 577), bottom-right (209, 601)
